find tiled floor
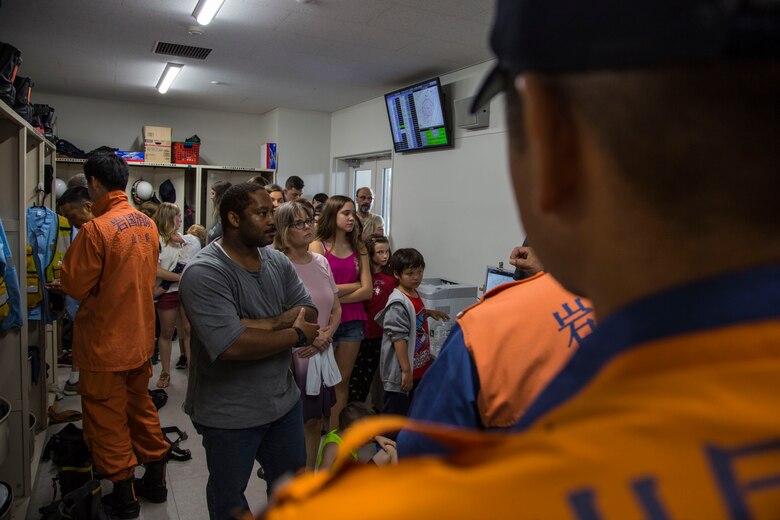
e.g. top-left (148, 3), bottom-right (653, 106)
top-left (26, 344), bottom-right (269, 519)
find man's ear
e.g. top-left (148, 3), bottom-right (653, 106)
top-left (520, 75), bottom-right (584, 214)
top-left (226, 210), bottom-right (240, 229)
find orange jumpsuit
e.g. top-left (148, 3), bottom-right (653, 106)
top-left (61, 190), bottom-right (168, 481)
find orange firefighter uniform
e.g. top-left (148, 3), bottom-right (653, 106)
top-left (61, 190), bottom-right (168, 482)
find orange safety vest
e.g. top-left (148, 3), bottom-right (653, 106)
top-left (460, 272), bottom-right (594, 427)
top-left (26, 214), bottom-right (71, 308)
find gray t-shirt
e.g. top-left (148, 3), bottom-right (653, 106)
top-left (179, 241), bottom-right (314, 428)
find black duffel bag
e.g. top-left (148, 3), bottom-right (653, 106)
top-left (0, 41), bottom-right (21, 105)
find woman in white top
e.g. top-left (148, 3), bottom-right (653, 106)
top-left (153, 203), bottom-right (191, 388)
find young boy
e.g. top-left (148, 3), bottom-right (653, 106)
top-left (317, 402), bottom-right (397, 471)
top-left (376, 248), bottom-right (448, 417)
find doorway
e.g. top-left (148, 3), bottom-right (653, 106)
top-left (350, 156), bottom-right (392, 235)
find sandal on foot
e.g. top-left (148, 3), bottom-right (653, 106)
top-left (156, 372), bottom-right (170, 389)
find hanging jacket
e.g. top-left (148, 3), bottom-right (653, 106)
top-left (0, 217), bottom-right (23, 331)
top-left (61, 191), bottom-right (159, 372)
top-left (26, 206), bottom-right (57, 322)
top-left (26, 209), bottom-right (71, 322)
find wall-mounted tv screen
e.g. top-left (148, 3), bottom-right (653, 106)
top-left (384, 77), bottom-right (452, 153)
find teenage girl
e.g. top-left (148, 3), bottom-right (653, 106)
top-left (310, 195), bottom-right (372, 428)
top-left (348, 235), bottom-right (396, 404)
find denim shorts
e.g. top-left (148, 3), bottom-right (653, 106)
top-left (332, 319), bottom-right (365, 343)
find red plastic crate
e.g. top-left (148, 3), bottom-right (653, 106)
top-left (173, 142), bottom-right (200, 164)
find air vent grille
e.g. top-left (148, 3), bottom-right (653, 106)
top-left (153, 41), bottom-right (212, 60)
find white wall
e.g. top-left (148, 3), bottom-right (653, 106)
top-left (330, 97), bottom-right (392, 159)
top-left (330, 61), bottom-right (525, 288)
top-left (36, 93), bottom-right (276, 168)
top-left (275, 108), bottom-right (332, 195)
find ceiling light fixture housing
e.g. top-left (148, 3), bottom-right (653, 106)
top-left (156, 63), bottom-right (184, 94)
top-left (192, 0), bottom-right (226, 26)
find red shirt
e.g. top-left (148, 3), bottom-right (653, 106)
top-left (364, 271), bottom-right (397, 339)
top-left (407, 293), bottom-right (431, 380)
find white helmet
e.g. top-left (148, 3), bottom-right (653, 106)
top-left (132, 179), bottom-right (154, 202)
top-left (54, 178), bottom-right (67, 199)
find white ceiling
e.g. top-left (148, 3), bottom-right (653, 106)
top-left (0, 0), bottom-right (495, 115)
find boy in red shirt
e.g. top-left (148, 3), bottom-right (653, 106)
top-left (376, 248), bottom-right (448, 416)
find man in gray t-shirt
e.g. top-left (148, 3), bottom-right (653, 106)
top-left (180, 183), bottom-right (319, 520)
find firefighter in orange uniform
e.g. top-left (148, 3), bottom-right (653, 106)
top-left (61, 153), bottom-right (169, 519)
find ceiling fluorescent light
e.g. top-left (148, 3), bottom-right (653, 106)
top-left (156, 63), bottom-right (184, 94)
top-left (192, 0), bottom-right (225, 25)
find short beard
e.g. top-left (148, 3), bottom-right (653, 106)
top-left (238, 226), bottom-right (270, 249)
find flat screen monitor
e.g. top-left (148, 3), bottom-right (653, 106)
top-left (384, 77), bottom-right (452, 153)
top-left (484, 265), bottom-right (515, 294)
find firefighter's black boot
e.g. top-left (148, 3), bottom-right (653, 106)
top-left (134, 459), bottom-right (168, 503)
top-left (102, 478), bottom-right (140, 519)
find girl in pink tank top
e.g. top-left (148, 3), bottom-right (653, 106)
top-left (310, 195), bottom-right (372, 429)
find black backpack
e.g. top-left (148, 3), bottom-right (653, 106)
top-left (12, 75), bottom-right (33, 122)
top-left (42, 424), bottom-right (90, 468)
top-left (40, 479), bottom-right (109, 520)
top-left (56, 138), bottom-right (87, 159)
top-left (0, 41), bottom-right (21, 105)
top-left (148, 388), bottom-right (168, 410)
top-left (40, 424), bottom-right (94, 505)
top-left (33, 104), bottom-right (56, 134)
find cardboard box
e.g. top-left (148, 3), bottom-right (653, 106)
top-left (143, 126), bottom-right (172, 146)
top-left (116, 150), bottom-right (145, 163)
top-left (144, 145), bottom-right (171, 164)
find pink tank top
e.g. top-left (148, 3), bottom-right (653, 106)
top-left (322, 242), bottom-right (367, 323)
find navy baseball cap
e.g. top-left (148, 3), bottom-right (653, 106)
top-left (471, 0), bottom-right (780, 113)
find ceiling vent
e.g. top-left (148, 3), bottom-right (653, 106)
top-left (153, 41), bottom-right (212, 60)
